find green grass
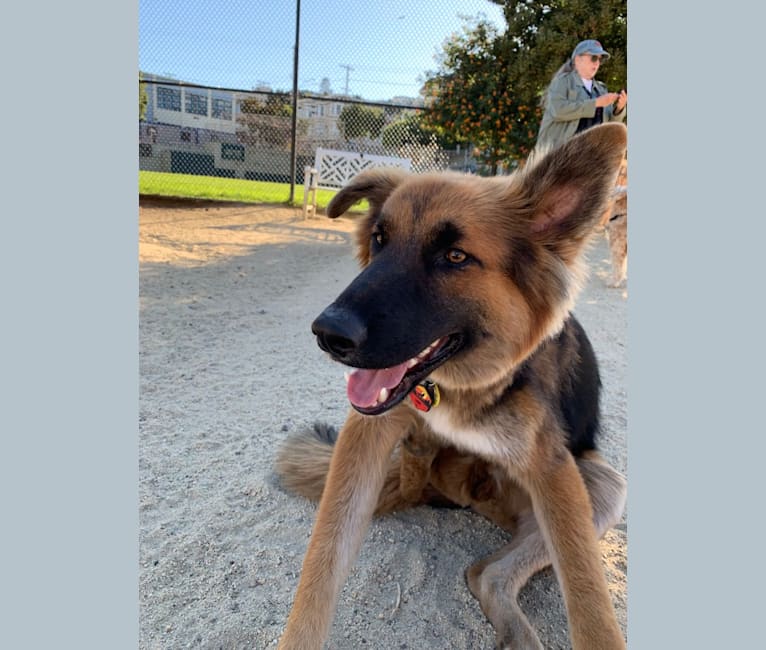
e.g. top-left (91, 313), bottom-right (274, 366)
top-left (139, 170), bottom-right (354, 210)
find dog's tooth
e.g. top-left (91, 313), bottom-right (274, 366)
top-left (343, 371), bottom-right (351, 383)
top-left (377, 387), bottom-right (389, 403)
top-left (407, 358), bottom-right (418, 369)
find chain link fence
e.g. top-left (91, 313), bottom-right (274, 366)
top-left (139, 1), bottom-right (504, 200)
top-left (138, 82), bottom-right (477, 186)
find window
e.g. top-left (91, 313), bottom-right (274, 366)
top-left (185, 91), bottom-right (208, 116)
top-left (212, 98), bottom-right (232, 120)
top-left (157, 87), bottom-right (181, 111)
top-left (221, 143), bottom-right (245, 161)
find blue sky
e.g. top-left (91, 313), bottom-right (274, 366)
top-left (139, 0), bottom-right (505, 102)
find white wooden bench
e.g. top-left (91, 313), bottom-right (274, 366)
top-left (303, 148), bottom-right (412, 218)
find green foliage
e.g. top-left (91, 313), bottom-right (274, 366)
top-left (338, 104), bottom-right (385, 141)
top-left (239, 93), bottom-right (293, 117)
top-left (139, 73), bottom-right (148, 121)
top-left (423, 16), bottom-right (529, 173)
top-left (424, 0), bottom-right (627, 171)
top-left (237, 93), bottom-right (294, 148)
top-left (380, 114), bottom-right (440, 151)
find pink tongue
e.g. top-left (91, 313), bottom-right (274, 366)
top-left (347, 363), bottom-right (410, 408)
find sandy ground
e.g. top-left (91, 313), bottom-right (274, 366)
top-left (139, 196), bottom-right (627, 650)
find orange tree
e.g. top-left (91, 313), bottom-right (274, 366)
top-left (422, 16), bottom-right (532, 175)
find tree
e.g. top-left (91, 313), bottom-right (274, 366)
top-left (422, 16), bottom-right (523, 174)
top-left (381, 113), bottom-right (441, 151)
top-left (423, 1), bottom-right (626, 171)
top-left (237, 93), bottom-right (294, 148)
top-left (139, 73), bottom-right (148, 121)
top-left (337, 104), bottom-right (385, 141)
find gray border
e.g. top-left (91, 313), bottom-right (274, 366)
top-left (6, 0), bottom-right (760, 646)
top-left (629, 1), bottom-right (762, 647)
top-left (3, 4), bottom-right (138, 648)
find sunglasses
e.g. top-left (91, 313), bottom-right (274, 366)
top-left (589, 55), bottom-right (605, 63)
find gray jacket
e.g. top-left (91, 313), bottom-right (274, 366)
top-left (536, 69), bottom-right (626, 151)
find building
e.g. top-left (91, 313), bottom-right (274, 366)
top-left (139, 72), bottom-right (349, 181)
top-left (137, 73), bottom-right (454, 182)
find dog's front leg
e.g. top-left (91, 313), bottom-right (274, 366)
top-left (278, 408), bottom-right (406, 650)
top-left (524, 447), bottom-right (625, 650)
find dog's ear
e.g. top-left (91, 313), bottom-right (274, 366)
top-left (514, 123), bottom-right (627, 263)
top-left (327, 167), bottom-right (409, 266)
top-left (326, 167), bottom-right (410, 219)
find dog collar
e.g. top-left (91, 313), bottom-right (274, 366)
top-left (409, 380), bottom-right (440, 412)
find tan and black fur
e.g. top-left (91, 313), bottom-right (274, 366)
top-left (275, 123), bottom-right (628, 649)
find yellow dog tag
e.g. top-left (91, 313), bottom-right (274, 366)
top-left (409, 380), bottom-right (440, 412)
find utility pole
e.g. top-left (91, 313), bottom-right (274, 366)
top-left (339, 64), bottom-right (353, 95)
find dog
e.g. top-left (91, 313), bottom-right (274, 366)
top-left (605, 186), bottom-right (627, 287)
top-left (599, 157), bottom-right (628, 288)
top-left (275, 123), bottom-right (628, 649)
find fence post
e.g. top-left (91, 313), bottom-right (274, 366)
top-left (302, 166), bottom-right (318, 219)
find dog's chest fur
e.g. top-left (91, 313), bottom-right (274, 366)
top-left (414, 393), bottom-right (536, 467)
top-left (411, 315), bottom-right (602, 464)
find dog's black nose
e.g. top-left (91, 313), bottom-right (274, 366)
top-left (311, 305), bottom-right (367, 360)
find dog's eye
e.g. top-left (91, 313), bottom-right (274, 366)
top-left (446, 249), bottom-right (468, 265)
top-left (371, 231), bottom-right (385, 248)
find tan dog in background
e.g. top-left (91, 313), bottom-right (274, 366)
top-left (276, 124), bottom-right (628, 649)
top-left (605, 187), bottom-right (627, 287)
top-left (600, 157), bottom-right (628, 287)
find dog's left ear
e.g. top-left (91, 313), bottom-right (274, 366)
top-left (517, 123), bottom-right (627, 263)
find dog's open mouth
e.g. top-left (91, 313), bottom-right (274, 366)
top-left (343, 334), bottom-right (462, 415)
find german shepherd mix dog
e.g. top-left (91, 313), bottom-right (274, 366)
top-left (275, 123), bottom-right (628, 649)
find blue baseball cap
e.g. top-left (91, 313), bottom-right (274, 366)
top-left (572, 39), bottom-right (611, 60)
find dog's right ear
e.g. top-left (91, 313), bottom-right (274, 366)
top-left (326, 167), bottom-right (410, 219)
top-left (327, 167), bottom-right (410, 267)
